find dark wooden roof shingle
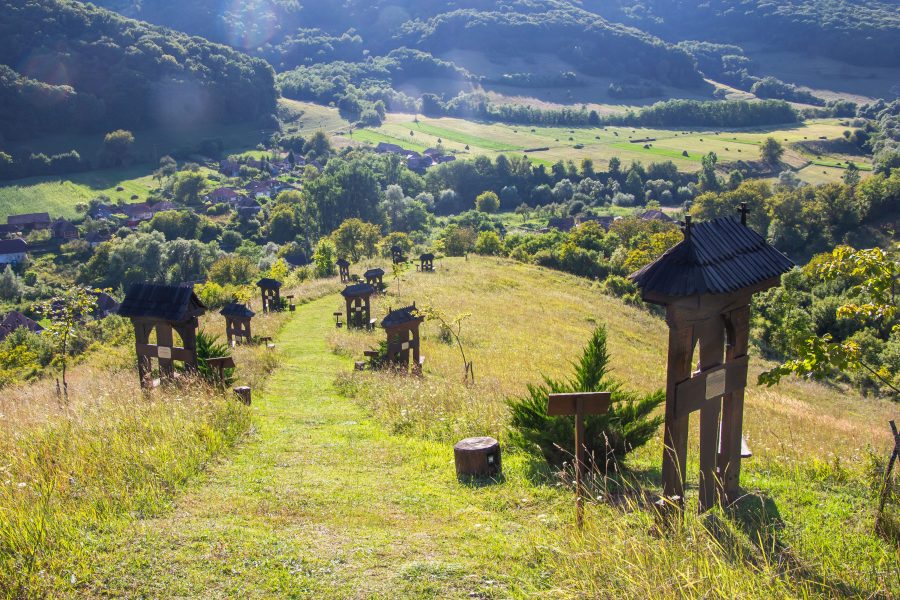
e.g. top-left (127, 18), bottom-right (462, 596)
top-left (364, 267), bottom-right (385, 278)
top-left (117, 283), bottom-right (206, 322)
top-left (381, 304), bottom-right (422, 327)
top-left (220, 303), bottom-right (255, 318)
top-left (257, 278), bottom-right (282, 289)
top-left (629, 216), bottom-right (794, 297)
top-left (341, 283), bottom-right (376, 298)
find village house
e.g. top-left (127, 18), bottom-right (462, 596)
top-left (547, 216), bottom-right (576, 232)
top-left (206, 187), bottom-right (241, 204)
top-left (0, 310), bottom-right (43, 343)
top-left (84, 231), bottom-right (112, 248)
top-left (638, 209), bottom-right (674, 223)
top-left (51, 218), bottom-right (79, 240)
top-left (0, 238), bottom-right (27, 265)
top-left (7, 212), bottom-right (51, 231)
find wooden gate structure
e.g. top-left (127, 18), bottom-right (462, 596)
top-left (220, 302), bottom-right (255, 345)
top-left (257, 278), bottom-right (282, 313)
top-left (419, 253), bottom-right (435, 272)
top-left (391, 245), bottom-right (406, 264)
top-left (381, 304), bottom-right (424, 375)
top-left (341, 283), bottom-right (377, 329)
top-left (630, 209), bottom-right (793, 512)
top-left (364, 267), bottom-right (385, 291)
top-left (117, 283), bottom-right (207, 388)
top-left (337, 258), bottom-right (351, 283)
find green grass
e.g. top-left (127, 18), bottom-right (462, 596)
top-left (408, 122), bottom-right (522, 152)
top-left (5, 259), bottom-right (897, 597)
top-left (0, 168), bottom-right (158, 220)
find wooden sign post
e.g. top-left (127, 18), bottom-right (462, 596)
top-left (547, 392), bottom-right (612, 528)
top-left (878, 420), bottom-right (900, 521)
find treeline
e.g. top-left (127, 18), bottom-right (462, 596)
top-left (278, 49), bottom-right (469, 124)
top-left (598, 0), bottom-right (900, 68)
top-left (423, 94), bottom-right (800, 129)
top-left (0, 0), bottom-right (277, 140)
top-left (0, 150), bottom-right (89, 181)
top-left (396, 6), bottom-right (703, 87)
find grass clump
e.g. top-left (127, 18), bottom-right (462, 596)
top-left (508, 324), bottom-right (663, 470)
top-left (0, 371), bottom-right (252, 597)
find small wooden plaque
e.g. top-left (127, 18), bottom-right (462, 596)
top-left (157, 346), bottom-right (172, 360)
top-left (705, 369), bottom-right (727, 399)
top-left (547, 392), bottom-right (612, 416)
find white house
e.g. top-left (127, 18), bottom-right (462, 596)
top-left (0, 238), bottom-right (27, 265)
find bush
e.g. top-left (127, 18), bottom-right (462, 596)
top-left (474, 231), bottom-right (504, 256)
top-left (508, 325), bottom-right (664, 471)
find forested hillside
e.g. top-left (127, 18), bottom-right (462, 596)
top-left (0, 0), bottom-right (277, 141)
top-left (594, 0), bottom-right (900, 67)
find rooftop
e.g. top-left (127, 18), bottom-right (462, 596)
top-left (341, 283), bottom-right (376, 298)
top-left (381, 304), bottom-right (422, 327)
top-left (630, 216), bottom-right (794, 298)
top-left (0, 238), bottom-right (27, 254)
top-left (364, 267), bottom-right (385, 278)
top-left (220, 302), bottom-right (256, 318)
top-left (257, 278), bottom-right (282, 289)
top-left (117, 283), bottom-right (206, 322)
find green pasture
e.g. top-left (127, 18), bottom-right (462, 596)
top-left (336, 109), bottom-right (870, 183)
top-left (0, 168), bottom-right (157, 220)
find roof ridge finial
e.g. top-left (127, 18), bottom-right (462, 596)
top-left (683, 215), bottom-right (692, 240)
top-left (738, 202), bottom-right (749, 226)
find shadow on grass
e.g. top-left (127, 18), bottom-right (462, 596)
top-left (718, 491), bottom-right (868, 596)
top-left (457, 473), bottom-right (506, 487)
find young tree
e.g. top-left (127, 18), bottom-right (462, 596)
top-left (475, 191), bottom-right (500, 213)
top-left (34, 287), bottom-right (99, 402)
top-left (698, 152), bottom-right (721, 192)
top-left (0, 265), bottom-right (22, 301)
top-left (312, 237), bottom-right (337, 277)
top-left (474, 231), bottom-right (504, 256)
top-left (760, 137), bottom-right (784, 165)
top-left (515, 202), bottom-right (531, 223)
top-left (760, 246), bottom-right (899, 394)
top-left (331, 218), bottom-right (381, 262)
top-left (843, 162), bottom-right (861, 187)
top-left (102, 129), bottom-right (135, 167)
top-left (305, 130), bottom-right (333, 159)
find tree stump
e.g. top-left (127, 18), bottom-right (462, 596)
top-left (454, 437), bottom-right (501, 478)
top-left (233, 386), bottom-right (251, 405)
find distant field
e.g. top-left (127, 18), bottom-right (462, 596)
top-left (328, 106), bottom-right (872, 185)
top-left (0, 168), bottom-right (157, 220)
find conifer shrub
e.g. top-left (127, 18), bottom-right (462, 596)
top-left (507, 325), bottom-right (663, 471)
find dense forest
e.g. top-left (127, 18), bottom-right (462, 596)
top-left (0, 0), bottom-right (277, 141)
top-left (594, 0), bottom-right (900, 68)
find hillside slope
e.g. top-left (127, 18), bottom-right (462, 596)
top-left (65, 257), bottom-right (898, 597)
top-left (0, 0), bottom-right (277, 141)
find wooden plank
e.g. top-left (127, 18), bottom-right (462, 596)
top-left (547, 392), bottom-right (612, 416)
top-left (719, 305), bottom-right (751, 503)
top-left (206, 356), bottom-right (236, 369)
top-left (135, 343), bottom-right (193, 362)
top-left (697, 318), bottom-right (725, 513)
top-left (662, 319), bottom-right (695, 503)
top-left (673, 355), bottom-right (748, 420)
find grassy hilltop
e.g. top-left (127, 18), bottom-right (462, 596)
top-left (2, 257), bottom-right (896, 597)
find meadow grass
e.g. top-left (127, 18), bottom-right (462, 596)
top-left (326, 105), bottom-right (871, 184)
top-left (2, 259), bottom-right (895, 597)
top-left (0, 277), bottom-right (339, 597)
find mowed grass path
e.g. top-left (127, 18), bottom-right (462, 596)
top-left (84, 294), bottom-right (563, 598)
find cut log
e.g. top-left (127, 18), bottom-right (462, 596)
top-left (454, 436), bottom-right (501, 478)
top-left (233, 386), bottom-right (251, 405)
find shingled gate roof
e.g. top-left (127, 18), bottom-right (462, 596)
top-left (336, 258), bottom-right (350, 267)
top-left (117, 283), bottom-right (206, 322)
top-left (420, 253), bottom-right (435, 260)
top-left (364, 267), bottom-right (385, 278)
top-left (381, 304), bottom-right (422, 328)
top-left (629, 216), bottom-right (794, 298)
top-left (341, 283), bottom-right (376, 298)
top-left (256, 278), bottom-right (282, 289)
top-left (220, 303), bottom-right (255, 318)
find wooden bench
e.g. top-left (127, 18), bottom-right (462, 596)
top-left (367, 318), bottom-right (376, 331)
top-left (333, 312), bottom-right (343, 328)
top-left (206, 356), bottom-right (236, 382)
top-left (259, 336), bottom-right (275, 349)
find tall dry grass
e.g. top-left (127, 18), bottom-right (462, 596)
top-left (0, 276), bottom-right (345, 596)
